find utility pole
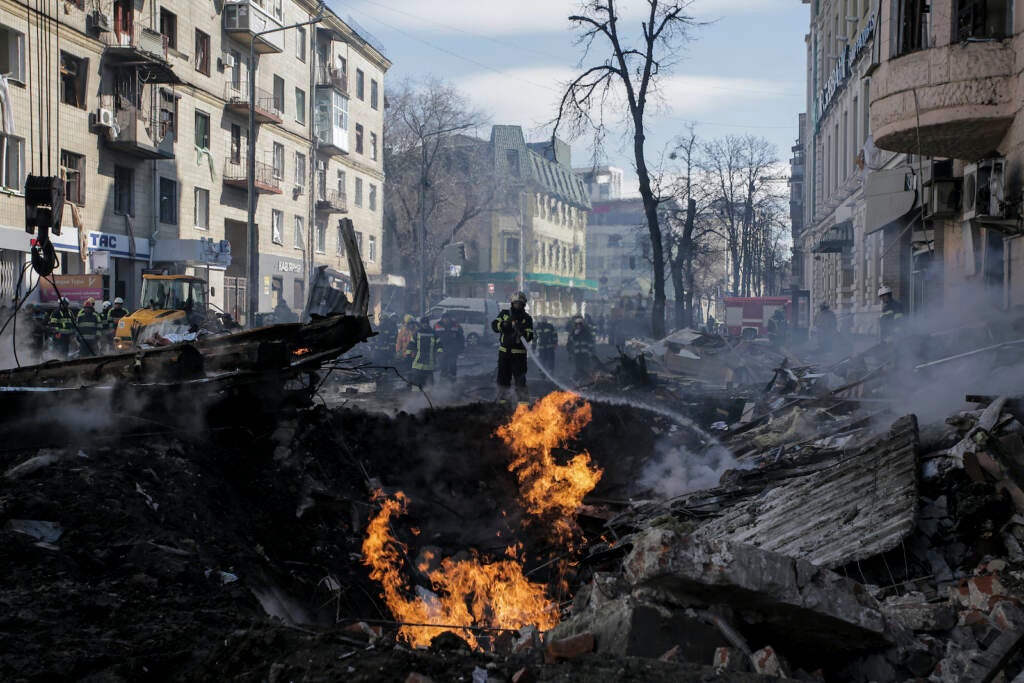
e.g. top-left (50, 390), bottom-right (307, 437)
top-left (247, 4), bottom-right (324, 327)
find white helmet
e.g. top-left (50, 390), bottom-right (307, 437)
top-left (113, 297), bottom-right (124, 305)
top-left (101, 300), bottom-right (112, 311)
top-left (877, 285), bottom-right (892, 297)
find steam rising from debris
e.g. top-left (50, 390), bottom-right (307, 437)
top-left (637, 439), bottom-right (737, 499)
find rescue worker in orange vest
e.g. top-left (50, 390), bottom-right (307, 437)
top-left (491, 291), bottom-right (534, 403)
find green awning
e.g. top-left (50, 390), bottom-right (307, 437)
top-left (462, 271), bottom-right (599, 291)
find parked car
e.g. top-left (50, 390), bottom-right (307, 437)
top-left (427, 297), bottom-right (500, 347)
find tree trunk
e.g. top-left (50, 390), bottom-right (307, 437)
top-left (635, 130), bottom-right (666, 339)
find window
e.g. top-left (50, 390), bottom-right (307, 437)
top-left (0, 135), bottom-right (23, 191)
top-left (336, 224), bottom-right (345, 256)
top-left (295, 87), bottom-right (306, 124)
top-left (370, 79), bottom-right (379, 109)
top-left (955, 0), bottom-right (1011, 41)
top-left (368, 235), bottom-right (377, 263)
top-left (355, 69), bottom-right (364, 99)
top-left (369, 183), bottom-right (377, 211)
top-left (295, 151), bottom-right (306, 188)
top-left (114, 166), bottom-right (133, 216)
top-left (194, 111), bottom-right (210, 149)
top-left (272, 209), bottom-right (284, 245)
top-left (355, 124), bottom-right (364, 154)
top-left (59, 52), bottom-right (88, 109)
top-left (355, 231), bottom-right (364, 253)
top-left (294, 215), bottom-right (304, 249)
top-left (272, 142), bottom-right (284, 179)
top-left (230, 124), bottom-right (241, 165)
top-left (159, 89), bottom-right (178, 141)
top-left (354, 177), bottom-right (363, 206)
top-left (194, 30), bottom-right (210, 75)
top-left (503, 235), bottom-right (519, 266)
top-left (273, 75), bottom-right (285, 114)
top-left (336, 169), bottom-right (346, 195)
top-left (0, 25), bottom-right (25, 82)
top-left (194, 187), bottom-right (209, 229)
top-left (228, 50), bottom-right (241, 90)
top-left (370, 132), bottom-right (377, 160)
top-left (316, 222), bottom-right (326, 253)
top-left (895, 0), bottom-right (929, 55)
top-left (296, 26), bottom-right (306, 61)
top-left (507, 149), bottom-right (520, 177)
top-left (159, 9), bottom-right (177, 50)
top-left (60, 150), bottom-right (85, 205)
top-left (159, 177), bottom-right (177, 224)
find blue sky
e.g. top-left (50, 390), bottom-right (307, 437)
top-left (336, 0), bottom-right (809, 193)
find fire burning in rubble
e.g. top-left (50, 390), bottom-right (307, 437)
top-left (495, 391), bottom-right (603, 549)
top-left (362, 490), bottom-right (560, 649)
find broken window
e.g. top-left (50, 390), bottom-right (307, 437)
top-left (0, 135), bottom-right (23, 191)
top-left (272, 142), bottom-right (284, 180)
top-left (194, 29), bottom-right (210, 75)
top-left (194, 111), bottom-right (210, 149)
top-left (114, 165), bottom-right (133, 216)
top-left (230, 124), bottom-right (241, 165)
top-left (59, 52), bottom-right (88, 109)
top-left (159, 177), bottom-right (177, 224)
top-left (271, 209), bottom-right (283, 245)
top-left (955, 0), bottom-right (1011, 41)
top-left (159, 89), bottom-right (178, 142)
top-left (355, 124), bottom-right (364, 154)
top-left (60, 150), bottom-right (85, 205)
top-left (159, 9), bottom-right (177, 51)
top-left (895, 0), bottom-right (929, 55)
top-left (294, 215), bottom-right (304, 250)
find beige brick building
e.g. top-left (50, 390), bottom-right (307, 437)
top-left (0, 0), bottom-right (389, 323)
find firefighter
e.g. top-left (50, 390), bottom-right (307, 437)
top-left (532, 316), bottom-right (558, 371)
top-left (433, 312), bottom-right (464, 382)
top-left (814, 302), bottom-right (838, 352)
top-left (566, 315), bottom-right (596, 382)
top-left (48, 297), bottom-right (75, 358)
top-left (395, 314), bottom-right (417, 369)
top-left (766, 308), bottom-right (789, 347)
top-left (407, 315), bottom-right (442, 388)
top-left (878, 285), bottom-right (904, 343)
top-left (76, 297), bottom-right (102, 357)
top-left (491, 291), bottom-right (534, 403)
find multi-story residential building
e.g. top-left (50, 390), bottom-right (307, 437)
top-left (869, 0), bottom-right (1021, 317)
top-left (801, 0), bottom-right (917, 334)
top-left (446, 125), bottom-right (594, 319)
top-left (0, 0), bottom-right (389, 323)
top-left (575, 165), bottom-right (623, 203)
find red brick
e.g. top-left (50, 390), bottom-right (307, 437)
top-left (544, 632), bottom-right (596, 663)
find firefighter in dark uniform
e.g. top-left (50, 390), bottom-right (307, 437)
top-left (532, 316), bottom-right (558, 371)
top-left (76, 297), bottom-right (102, 357)
top-left (491, 291), bottom-right (534, 403)
top-left (407, 316), bottom-right (442, 388)
top-left (106, 297), bottom-right (128, 347)
top-left (48, 297), bottom-right (75, 358)
top-left (566, 315), bottom-right (596, 382)
top-left (434, 312), bottom-right (464, 382)
top-left (877, 285), bottom-right (904, 343)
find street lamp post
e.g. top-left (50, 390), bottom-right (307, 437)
top-left (247, 4), bottom-right (324, 327)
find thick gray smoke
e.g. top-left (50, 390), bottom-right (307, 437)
top-left (636, 438), bottom-right (737, 499)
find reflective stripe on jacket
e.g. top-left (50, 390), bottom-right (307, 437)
top-left (76, 309), bottom-right (101, 340)
top-left (491, 309), bottom-right (533, 354)
top-left (409, 331), bottom-right (442, 371)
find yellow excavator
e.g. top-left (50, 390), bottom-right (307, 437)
top-left (113, 274), bottom-right (209, 351)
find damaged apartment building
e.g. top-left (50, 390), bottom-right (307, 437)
top-left (0, 0), bottom-right (392, 321)
top-left (799, 0), bottom-right (1024, 333)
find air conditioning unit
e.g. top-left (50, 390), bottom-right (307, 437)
top-left (963, 157), bottom-right (1006, 221)
top-left (90, 11), bottom-right (112, 32)
top-left (95, 107), bottom-right (116, 129)
top-left (220, 53), bottom-right (236, 69)
top-left (924, 179), bottom-right (960, 219)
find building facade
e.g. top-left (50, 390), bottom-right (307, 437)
top-left (801, 0), bottom-right (917, 335)
top-left (0, 0), bottom-right (389, 322)
top-left (869, 0), bottom-right (1022, 318)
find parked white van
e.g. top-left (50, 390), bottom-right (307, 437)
top-left (427, 298), bottom-right (500, 347)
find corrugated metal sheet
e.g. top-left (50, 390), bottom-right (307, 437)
top-left (696, 415), bottom-right (919, 569)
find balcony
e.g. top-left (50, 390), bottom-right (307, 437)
top-left (869, 41), bottom-right (1014, 159)
top-left (315, 65), bottom-right (348, 95)
top-left (97, 96), bottom-right (174, 160)
top-left (223, 159), bottom-right (282, 194)
top-left (222, 0), bottom-right (284, 54)
top-left (102, 23), bottom-right (178, 83)
top-left (315, 189), bottom-right (347, 214)
top-left (314, 88), bottom-right (349, 156)
top-left (224, 84), bottom-right (283, 124)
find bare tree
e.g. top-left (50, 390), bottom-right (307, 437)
top-left (555, 0), bottom-right (699, 338)
top-left (383, 78), bottom-right (490, 311)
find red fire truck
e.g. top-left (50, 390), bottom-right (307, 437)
top-left (723, 296), bottom-right (792, 339)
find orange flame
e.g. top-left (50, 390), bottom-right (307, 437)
top-left (362, 490), bottom-right (559, 649)
top-left (495, 391), bottom-right (603, 548)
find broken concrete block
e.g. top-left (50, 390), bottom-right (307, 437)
top-left (958, 610), bottom-right (1001, 648)
top-left (543, 632), bottom-right (595, 663)
top-left (623, 529), bottom-right (887, 650)
top-left (880, 592), bottom-right (956, 632)
top-left (751, 645), bottom-right (788, 678)
top-left (713, 646), bottom-right (749, 674)
top-left (546, 595), bottom-right (727, 661)
top-left (949, 574), bottom-right (1011, 611)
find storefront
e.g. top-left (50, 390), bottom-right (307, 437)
top-left (259, 253), bottom-right (306, 318)
top-left (49, 228), bottom-right (151, 308)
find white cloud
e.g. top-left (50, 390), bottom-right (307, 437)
top-left (342, 0), bottom-right (790, 37)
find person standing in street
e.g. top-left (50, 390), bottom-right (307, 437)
top-left (407, 316), bottom-right (442, 388)
top-left (566, 315), bottom-right (596, 382)
top-left (878, 285), bottom-right (904, 343)
top-left (76, 298), bottom-right (101, 357)
top-left (532, 316), bottom-right (558, 372)
top-left (491, 291), bottom-right (534, 403)
top-left (814, 302), bottom-right (838, 353)
top-left (48, 297), bottom-right (75, 358)
top-left (434, 312), bottom-right (464, 382)
top-left (395, 314), bottom-right (417, 370)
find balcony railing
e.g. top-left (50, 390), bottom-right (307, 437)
top-left (97, 94), bottom-right (174, 160)
top-left (102, 21), bottom-right (178, 83)
top-left (224, 83), bottom-right (283, 124)
top-left (315, 189), bottom-right (347, 213)
top-left (315, 65), bottom-right (348, 94)
top-left (222, 0), bottom-right (284, 54)
top-left (223, 158), bottom-right (282, 194)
